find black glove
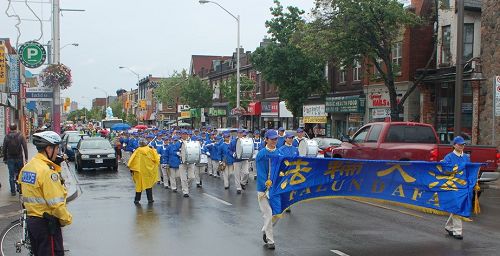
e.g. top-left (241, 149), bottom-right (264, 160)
top-left (42, 212), bottom-right (60, 235)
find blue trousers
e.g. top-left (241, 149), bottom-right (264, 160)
top-left (7, 159), bottom-right (23, 193)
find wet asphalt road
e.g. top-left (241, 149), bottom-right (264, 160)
top-left (62, 162), bottom-right (500, 256)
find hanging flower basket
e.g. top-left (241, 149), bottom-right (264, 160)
top-left (231, 107), bottom-right (247, 117)
top-left (40, 64), bottom-right (72, 89)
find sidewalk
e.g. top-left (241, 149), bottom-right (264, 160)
top-left (0, 143), bottom-right (79, 218)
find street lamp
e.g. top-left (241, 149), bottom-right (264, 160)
top-left (118, 66), bottom-right (140, 85)
top-left (61, 43), bottom-right (79, 50)
top-left (199, 0), bottom-right (241, 126)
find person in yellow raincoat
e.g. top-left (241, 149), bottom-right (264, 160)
top-left (128, 138), bottom-right (160, 204)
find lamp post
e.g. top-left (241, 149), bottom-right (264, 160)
top-left (199, 0), bottom-right (240, 126)
top-left (118, 66), bottom-right (140, 86)
top-left (61, 43), bottom-right (79, 50)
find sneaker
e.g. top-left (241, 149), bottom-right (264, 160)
top-left (236, 190), bottom-right (242, 194)
top-left (134, 201), bottom-right (140, 205)
top-left (445, 229), bottom-right (453, 236)
top-left (241, 184), bottom-right (246, 190)
top-left (148, 200), bottom-right (154, 204)
top-left (196, 184), bottom-right (202, 188)
top-left (11, 192), bottom-right (16, 196)
top-left (263, 233), bottom-right (267, 243)
top-left (172, 189), bottom-right (177, 193)
top-left (452, 234), bottom-right (463, 240)
top-left (285, 208), bottom-right (291, 213)
top-left (224, 187), bottom-right (229, 190)
top-left (266, 243), bottom-right (275, 250)
top-left (183, 194), bottom-right (190, 198)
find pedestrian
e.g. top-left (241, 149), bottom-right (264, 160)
top-left (18, 131), bottom-right (72, 255)
top-left (128, 138), bottom-right (160, 204)
top-left (442, 136), bottom-right (470, 240)
top-left (255, 129), bottom-right (280, 250)
top-left (2, 123), bottom-right (29, 196)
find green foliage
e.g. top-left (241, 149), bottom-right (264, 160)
top-left (180, 76), bottom-right (213, 109)
top-left (220, 75), bottom-right (255, 109)
top-left (155, 71), bottom-right (188, 106)
top-left (251, 0), bottom-right (328, 117)
top-left (298, 0), bottom-right (422, 119)
top-left (109, 100), bottom-right (124, 120)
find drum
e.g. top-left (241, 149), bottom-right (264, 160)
top-left (298, 139), bottom-right (319, 157)
top-left (200, 154), bottom-right (209, 164)
top-left (236, 138), bottom-right (254, 159)
top-left (181, 141), bottom-right (201, 164)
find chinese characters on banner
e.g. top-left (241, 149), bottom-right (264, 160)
top-left (0, 46), bottom-right (6, 84)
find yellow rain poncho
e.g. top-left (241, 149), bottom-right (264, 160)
top-left (128, 146), bottom-right (160, 192)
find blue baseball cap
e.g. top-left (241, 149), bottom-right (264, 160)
top-left (146, 134), bottom-right (155, 139)
top-left (453, 136), bottom-right (466, 145)
top-left (180, 129), bottom-right (188, 134)
top-left (238, 129), bottom-right (245, 133)
top-left (265, 129), bottom-right (279, 139)
top-left (297, 128), bottom-right (304, 133)
top-left (223, 132), bottom-right (231, 138)
top-left (278, 127), bottom-right (285, 131)
top-left (285, 132), bottom-right (294, 138)
top-left (216, 135), bottom-right (222, 140)
top-left (172, 135), bottom-right (180, 141)
top-left (253, 130), bottom-right (260, 135)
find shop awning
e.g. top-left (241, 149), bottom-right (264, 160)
top-left (247, 102), bottom-right (261, 115)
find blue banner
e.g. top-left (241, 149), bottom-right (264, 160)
top-left (268, 157), bottom-right (482, 217)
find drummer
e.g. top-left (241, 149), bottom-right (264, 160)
top-left (220, 132), bottom-right (236, 191)
top-left (207, 133), bottom-right (222, 178)
top-left (231, 129), bottom-right (248, 194)
top-left (250, 130), bottom-right (264, 180)
top-left (178, 130), bottom-right (195, 197)
top-left (292, 128), bottom-right (306, 147)
top-left (204, 132), bottom-right (215, 177)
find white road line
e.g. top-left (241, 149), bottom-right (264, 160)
top-left (203, 193), bottom-right (232, 206)
top-left (331, 249), bottom-right (350, 256)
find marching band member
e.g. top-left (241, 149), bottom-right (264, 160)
top-left (255, 129), bottom-right (280, 250)
top-left (178, 130), bottom-right (194, 197)
top-left (277, 127), bottom-right (286, 148)
top-left (250, 130), bottom-right (264, 180)
top-left (204, 132), bottom-right (216, 177)
top-left (230, 129), bottom-right (247, 194)
top-left (207, 133), bottom-right (222, 178)
top-left (168, 135), bottom-right (182, 193)
top-left (124, 132), bottom-right (138, 163)
top-left (160, 137), bottom-right (170, 189)
top-left (292, 128), bottom-right (306, 147)
top-left (278, 132), bottom-right (299, 157)
top-left (220, 132), bottom-right (236, 190)
top-left (192, 135), bottom-right (204, 188)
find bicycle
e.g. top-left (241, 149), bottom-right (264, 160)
top-left (0, 208), bottom-right (33, 256)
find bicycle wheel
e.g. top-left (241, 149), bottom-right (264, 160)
top-left (0, 220), bottom-right (31, 256)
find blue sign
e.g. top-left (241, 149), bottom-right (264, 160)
top-left (8, 55), bottom-right (19, 93)
top-left (268, 157), bottom-right (482, 218)
top-left (26, 92), bottom-right (53, 98)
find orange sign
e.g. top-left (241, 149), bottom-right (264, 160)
top-left (0, 46), bottom-right (6, 84)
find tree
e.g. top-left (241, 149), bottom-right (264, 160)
top-left (251, 0), bottom-right (328, 117)
top-left (219, 75), bottom-right (255, 110)
top-left (155, 71), bottom-right (188, 107)
top-left (180, 76), bottom-right (213, 109)
top-left (299, 0), bottom-right (425, 120)
top-left (109, 99), bottom-right (125, 120)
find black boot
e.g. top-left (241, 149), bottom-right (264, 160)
top-left (146, 188), bottom-right (154, 203)
top-left (134, 192), bottom-right (141, 204)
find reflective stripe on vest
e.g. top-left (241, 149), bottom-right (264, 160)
top-left (23, 196), bottom-right (65, 206)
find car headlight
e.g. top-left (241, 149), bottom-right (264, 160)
top-left (107, 154), bottom-right (115, 158)
top-left (81, 155), bottom-right (90, 159)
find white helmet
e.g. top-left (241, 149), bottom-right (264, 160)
top-left (33, 131), bottom-right (62, 149)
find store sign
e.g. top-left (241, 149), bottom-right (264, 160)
top-left (0, 46), bottom-right (6, 84)
top-left (180, 111), bottom-right (191, 119)
top-left (325, 96), bottom-right (365, 113)
top-left (304, 116), bottom-right (327, 123)
top-left (303, 104), bottom-right (327, 117)
top-left (368, 92), bottom-right (401, 108)
top-left (208, 107), bottom-right (226, 116)
top-left (8, 55), bottom-right (19, 93)
top-left (372, 108), bottom-right (391, 119)
top-left (177, 105), bottom-right (190, 112)
top-left (247, 102), bottom-right (261, 115)
top-left (261, 101), bottom-right (278, 116)
top-left (495, 76), bottom-right (500, 117)
top-left (25, 87), bottom-right (53, 101)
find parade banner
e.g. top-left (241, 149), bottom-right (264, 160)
top-left (268, 157), bottom-right (482, 218)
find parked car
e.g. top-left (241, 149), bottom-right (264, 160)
top-left (61, 132), bottom-right (89, 161)
top-left (330, 122), bottom-right (499, 186)
top-left (312, 137), bottom-right (342, 157)
top-left (75, 137), bottom-right (118, 172)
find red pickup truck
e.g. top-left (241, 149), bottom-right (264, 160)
top-left (331, 122), bottom-right (499, 184)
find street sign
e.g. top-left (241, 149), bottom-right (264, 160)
top-left (18, 41), bottom-right (46, 68)
top-left (26, 87), bottom-right (53, 101)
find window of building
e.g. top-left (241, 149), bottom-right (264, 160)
top-left (353, 60), bottom-right (361, 81)
top-left (339, 66), bottom-right (346, 84)
top-left (441, 25), bottom-right (451, 65)
top-left (392, 42), bottom-right (402, 75)
top-left (463, 23), bottom-right (474, 62)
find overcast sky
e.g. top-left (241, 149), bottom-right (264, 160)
top-left (1, 0), bottom-right (317, 108)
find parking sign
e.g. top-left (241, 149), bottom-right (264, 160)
top-left (18, 41), bottom-right (47, 68)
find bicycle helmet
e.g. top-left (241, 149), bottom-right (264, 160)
top-left (33, 131), bottom-right (62, 149)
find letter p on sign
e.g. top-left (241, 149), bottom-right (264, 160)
top-left (28, 48), bottom-right (38, 59)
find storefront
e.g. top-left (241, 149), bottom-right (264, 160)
top-left (261, 101), bottom-right (279, 129)
top-left (365, 83), bottom-right (420, 122)
top-left (303, 104), bottom-right (328, 138)
top-left (246, 102), bottom-right (261, 131)
top-left (325, 95), bottom-right (366, 138)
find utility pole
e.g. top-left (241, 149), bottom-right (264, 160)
top-left (52, 0), bottom-right (61, 134)
top-left (453, 0), bottom-right (464, 138)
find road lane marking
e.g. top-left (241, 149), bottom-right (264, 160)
top-left (203, 193), bottom-right (232, 206)
top-left (331, 249), bottom-right (350, 256)
top-left (347, 198), bottom-right (426, 219)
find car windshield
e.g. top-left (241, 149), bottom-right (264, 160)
top-left (68, 134), bottom-right (84, 143)
top-left (80, 140), bottom-right (112, 150)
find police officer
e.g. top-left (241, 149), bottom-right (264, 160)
top-left (18, 131), bottom-right (72, 255)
